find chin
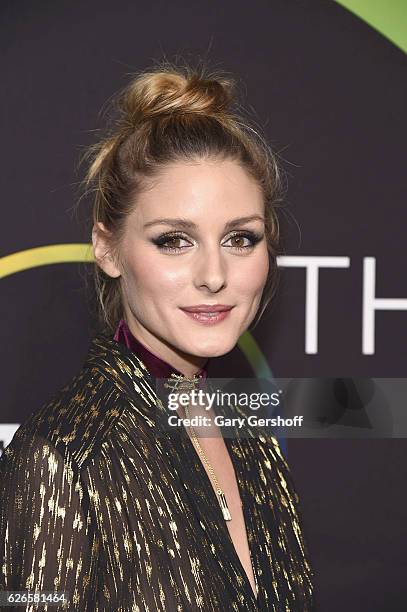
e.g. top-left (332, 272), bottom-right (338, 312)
top-left (187, 337), bottom-right (237, 359)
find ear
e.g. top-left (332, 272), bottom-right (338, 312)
top-left (92, 222), bottom-right (121, 278)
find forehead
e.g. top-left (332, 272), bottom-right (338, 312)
top-left (129, 159), bottom-right (264, 227)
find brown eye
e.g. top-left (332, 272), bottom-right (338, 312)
top-left (223, 231), bottom-right (262, 251)
top-left (152, 232), bottom-right (192, 252)
top-left (165, 237), bottom-right (182, 249)
top-left (230, 235), bottom-right (246, 248)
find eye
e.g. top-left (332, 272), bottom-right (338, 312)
top-left (151, 230), bottom-right (264, 254)
top-left (222, 231), bottom-right (263, 251)
top-left (152, 232), bottom-right (193, 252)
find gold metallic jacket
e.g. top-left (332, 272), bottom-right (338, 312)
top-left (0, 334), bottom-right (314, 611)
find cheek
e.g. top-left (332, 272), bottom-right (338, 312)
top-left (123, 250), bottom-right (187, 299)
top-left (233, 250), bottom-right (269, 295)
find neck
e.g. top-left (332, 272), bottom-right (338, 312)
top-left (125, 317), bottom-right (207, 378)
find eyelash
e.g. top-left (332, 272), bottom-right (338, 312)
top-left (152, 231), bottom-right (264, 253)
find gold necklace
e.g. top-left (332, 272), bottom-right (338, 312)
top-left (163, 372), bottom-right (232, 521)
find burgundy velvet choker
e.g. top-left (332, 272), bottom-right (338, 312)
top-left (113, 318), bottom-right (209, 381)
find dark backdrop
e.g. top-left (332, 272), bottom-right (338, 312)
top-left (1, 1), bottom-right (406, 609)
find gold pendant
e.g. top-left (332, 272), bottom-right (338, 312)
top-left (163, 372), bottom-right (202, 393)
top-left (217, 490), bottom-right (232, 521)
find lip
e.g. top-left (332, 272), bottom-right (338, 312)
top-left (180, 304), bottom-right (234, 313)
top-left (180, 305), bottom-right (234, 326)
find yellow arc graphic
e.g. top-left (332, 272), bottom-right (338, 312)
top-left (0, 244), bottom-right (94, 279)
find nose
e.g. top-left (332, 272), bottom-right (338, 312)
top-left (194, 244), bottom-right (227, 293)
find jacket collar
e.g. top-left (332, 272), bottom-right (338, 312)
top-left (83, 332), bottom-right (156, 395)
top-left (82, 333), bottom-right (204, 418)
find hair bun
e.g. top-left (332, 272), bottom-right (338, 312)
top-left (117, 67), bottom-right (236, 125)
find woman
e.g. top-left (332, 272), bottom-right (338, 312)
top-left (0, 61), bottom-right (314, 611)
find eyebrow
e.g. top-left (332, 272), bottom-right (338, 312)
top-left (143, 215), bottom-right (265, 231)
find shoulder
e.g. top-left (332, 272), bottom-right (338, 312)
top-left (4, 364), bottom-right (128, 472)
top-left (2, 333), bottom-right (160, 475)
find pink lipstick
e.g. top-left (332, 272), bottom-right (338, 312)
top-left (180, 304), bottom-right (234, 326)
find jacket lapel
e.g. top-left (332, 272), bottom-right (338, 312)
top-left (83, 334), bottom-right (260, 609)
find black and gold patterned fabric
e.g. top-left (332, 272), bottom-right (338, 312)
top-left (0, 334), bottom-right (314, 611)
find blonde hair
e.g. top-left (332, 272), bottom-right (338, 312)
top-left (78, 59), bottom-right (284, 335)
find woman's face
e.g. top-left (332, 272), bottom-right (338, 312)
top-left (94, 158), bottom-right (269, 375)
